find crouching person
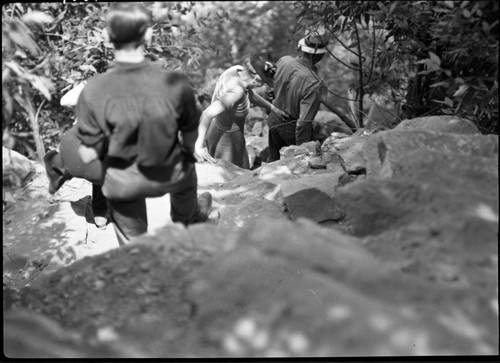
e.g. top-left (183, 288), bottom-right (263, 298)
top-left (45, 79), bottom-right (110, 229)
top-left (75, 2), bottom-right (212, 245)
top-left (44, 128), bottom-right (109, 229)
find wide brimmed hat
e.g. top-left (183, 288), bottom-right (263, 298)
top-left (297, 29), bottom-right (328, 54)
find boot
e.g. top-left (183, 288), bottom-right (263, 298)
top-left (43, 150), bottom-right (73, 194)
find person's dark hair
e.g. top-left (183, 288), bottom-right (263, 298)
top-left (248, 52), bottom-right (276, 86)
top-left (106, 2), bottom-right (151, 49)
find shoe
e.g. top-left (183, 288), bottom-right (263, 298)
top-left (93, 215), bottom-right (108, 230)
top-left (190, 192), bottom-right (212, 224)
top-left (44, 150), bottom-right (72, 194)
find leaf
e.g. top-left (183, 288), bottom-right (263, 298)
top-left (453, 84), bottom-right (470, 97)
top-left (428, 52), bottom-right (441, 66)
top-left (430, 81), bottom-right (449, 88)
top-left (6, 21), bottom-right (40, 56)
top-left (389, 1), bottom-right (398, 14)
top-left (30, 76), bottom-right (53, 101)
top-left (21, 11), bottom-right (54, 24)
top-left (79, 64), bottom-right (97, 74)
top-left (444, 97), bottom-right (453, 107)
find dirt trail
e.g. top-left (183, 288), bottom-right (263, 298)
top-left (2, 159), bottom-right (282, 290)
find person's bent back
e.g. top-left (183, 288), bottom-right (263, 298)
top-left (74, 2), bottom-right (212, 245)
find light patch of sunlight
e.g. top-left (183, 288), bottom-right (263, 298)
top-left (327, 305), bottom-right (352, 322)
top-left (286, 332), bottom-right (310, 353)
top-left (264, 184), bottom-right (281, 201)
top-left (260, 165), bottom-right (292, 183)
top-left (234, 215), bottom-right (245, 227)
top-left (232, 317), bottom-right (270, 351)
top-left (214, 186), bottom-right (249, 199)
top-left (473, 203), bottom-right (499, 222)
top-left (490, 294), bottom-right (498, 316)
top-left (448, 118), bottom-right (460, 124)
top-left (437, 309), bottom-right (482, 340)
top-left (252, 330), bottom-right (270, 350)
top-left (369, 314), bottom-right (393, 332)
top-left (96, 326), bottom-right (119, 342)
top-left (223, 333), bottom-right (244, 355)
top-left (235, 318), bottom-right (257, 340)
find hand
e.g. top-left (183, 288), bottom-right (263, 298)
top-left (272, 106), bottom-right (290, 120)
top-left (194, 146), bottom-right (216, 164)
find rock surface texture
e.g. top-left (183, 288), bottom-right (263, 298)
top-left (3, 115), bottom-right (498, 358)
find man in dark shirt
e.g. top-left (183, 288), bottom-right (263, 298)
top-left (75, 2), bottom-right (212, 245)
top-left (267, 30), bottom-right (328, 162)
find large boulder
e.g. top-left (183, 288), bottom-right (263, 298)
top-left (183, 218), bottom-right (497, 356)
top-left (312, 110), bottom-right (353, 142)
top-left (363, 129), bottom-right (498, 177)
top-left (336, 176), bottom-right (497, 237)
top-left (3, 147), bottom-right (35, 188)
top-left (280, 172), bottom-right (345, 222)
top-left (336, 127), bottom-right (498, 237)
top-left (321, 134), bottom-right (368, 174)
top-left (394, 115), bottom-right (480, 134)
top-left (4, 309), bottom-right (141, 358)
top-left (378, 148), bottom-right (498, 191)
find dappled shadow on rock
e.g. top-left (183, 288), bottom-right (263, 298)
top-left (180, 218), bottom-right (497, 356)
top-left (3, 201), bottom-right (75, 288)
top-left (9, 214), bottom-right (496, 357)
top-left (4, 116), bottom-right (498, 358)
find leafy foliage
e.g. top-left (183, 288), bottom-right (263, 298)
top-left (2, 2), bottom-right (228, 158)
top-left (2, 1), bottom-right (497, 161)
top-left (381, 0), bottom-right (499, 133)
top-left (295, 0), bottom-right (499, 133)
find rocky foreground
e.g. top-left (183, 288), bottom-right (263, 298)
top-left (3, 115), bottom-right (498, 358)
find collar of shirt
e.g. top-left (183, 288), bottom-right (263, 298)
top-left (110, 58), bottom-right (152, 71)
top-left (295, 55), bottom-right (318, 73)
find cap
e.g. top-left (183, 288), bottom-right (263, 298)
top-left (298, 28), bottom-right (328, 54)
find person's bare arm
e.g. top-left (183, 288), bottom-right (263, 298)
top-left (249, 91), bottom-right (289, 119)
top-left (194, 100), bottom-right (225, 163)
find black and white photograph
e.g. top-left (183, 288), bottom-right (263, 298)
top-left (2, 0), bottom-right (498, 359)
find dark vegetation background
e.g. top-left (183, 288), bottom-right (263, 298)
top-left (2, 1), bottom-right (498, 161)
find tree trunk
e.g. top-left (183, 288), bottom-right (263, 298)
top-left (24, 87), bottom-right (45, 161)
